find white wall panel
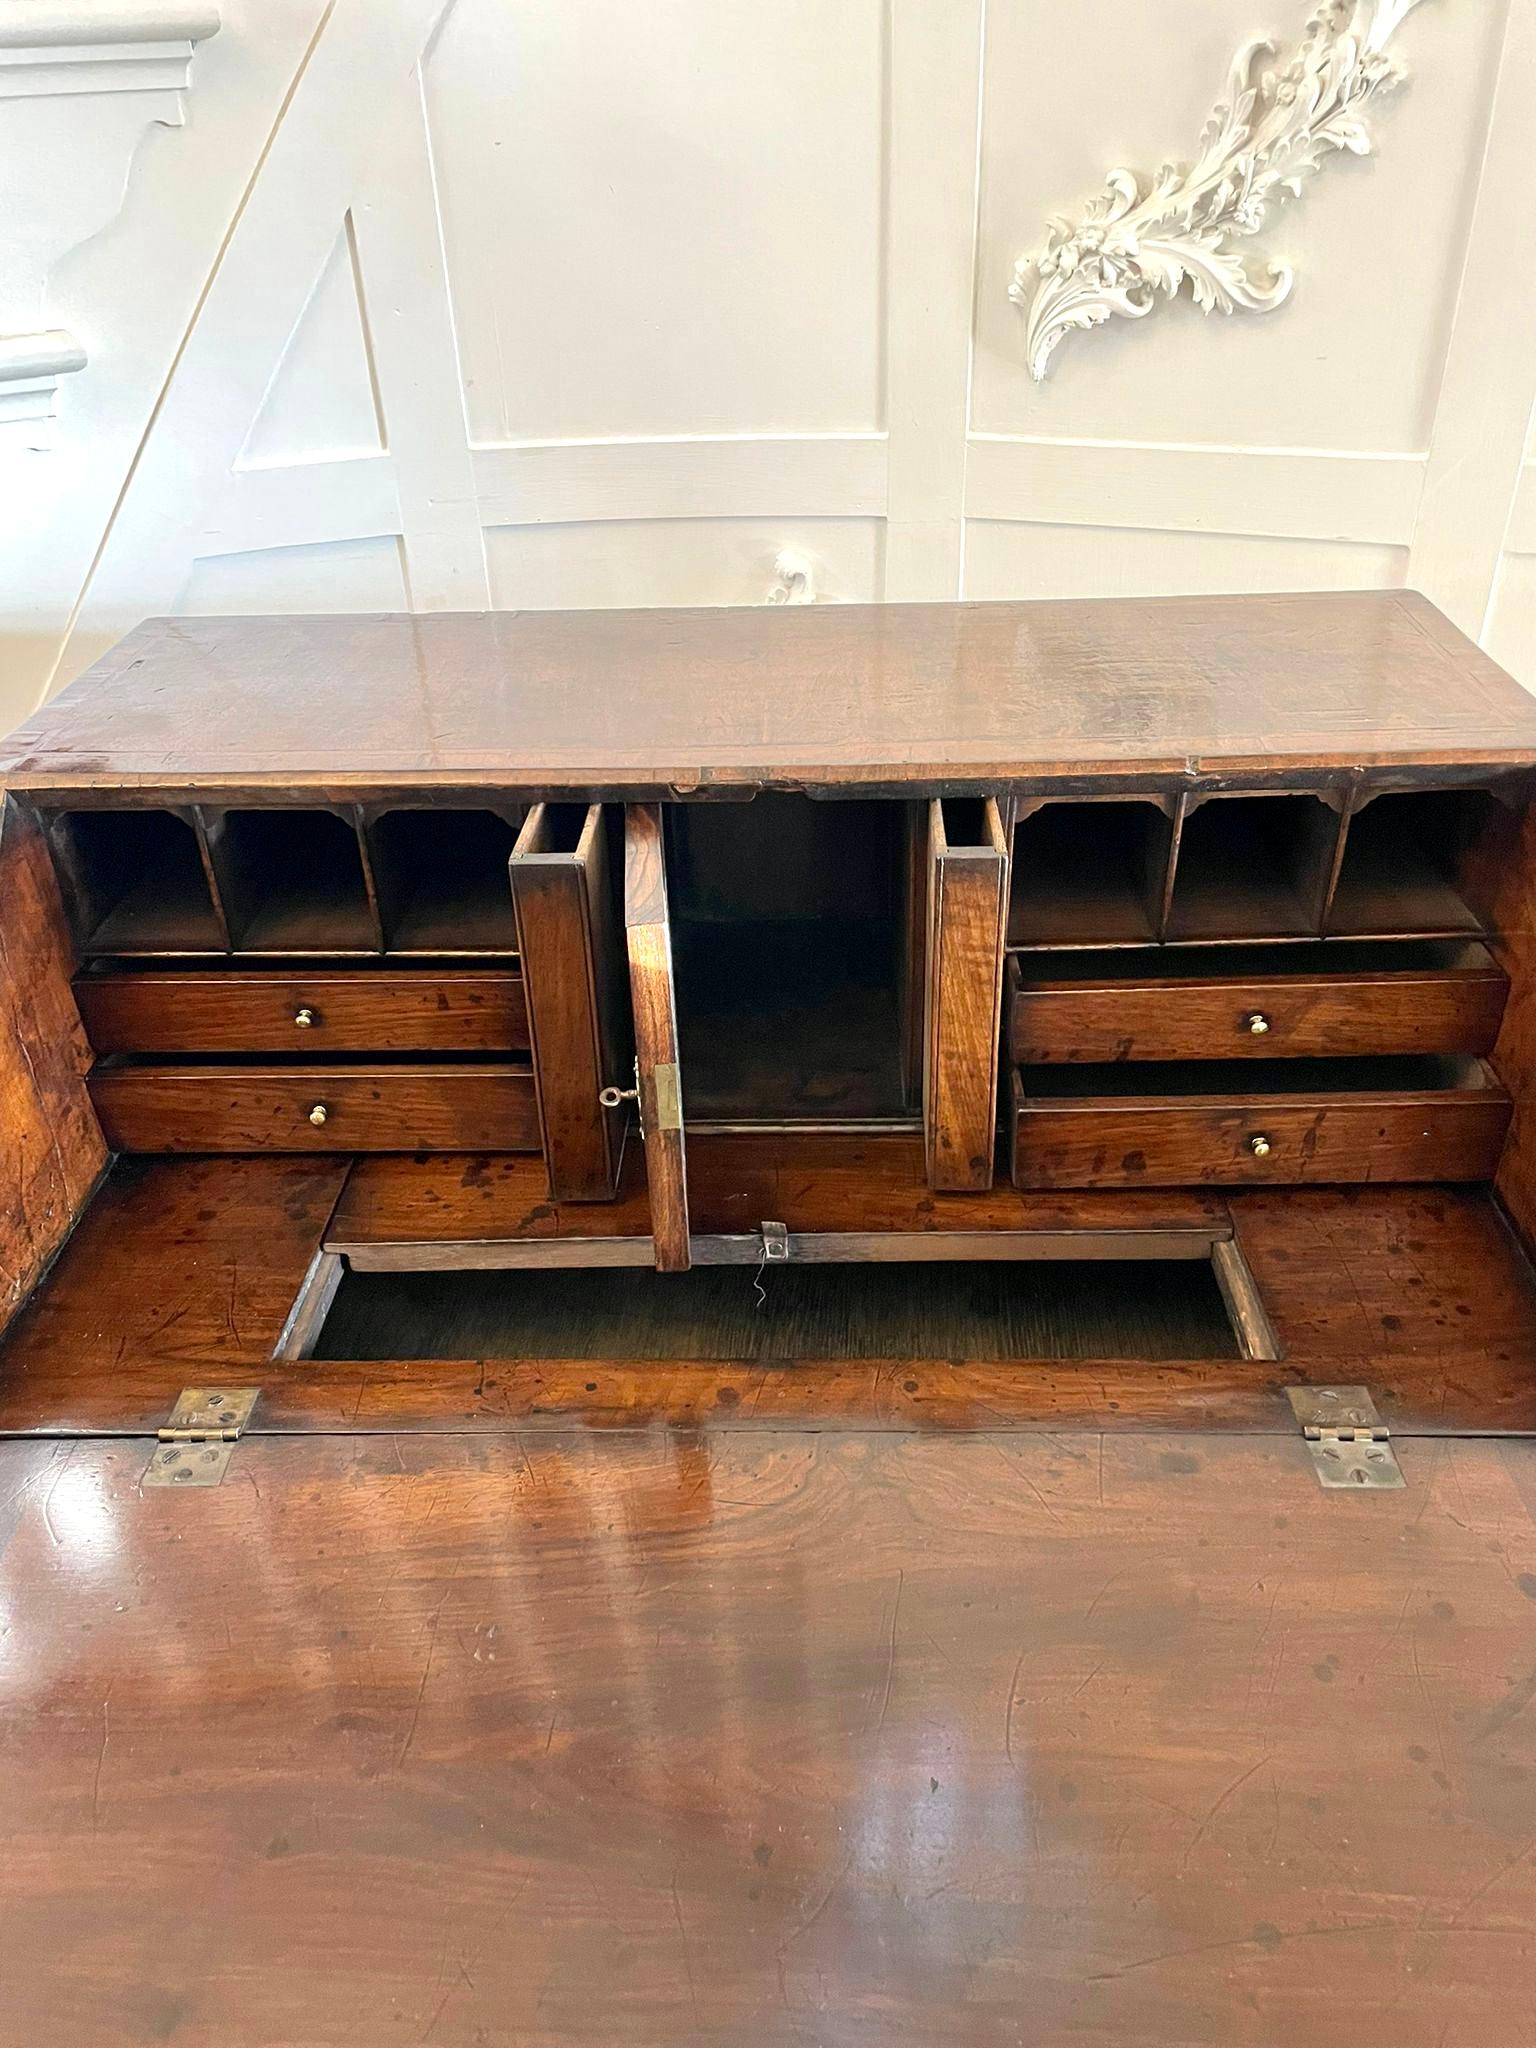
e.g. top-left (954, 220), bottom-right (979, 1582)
top-left (1487, 424), bottom-right (1536, 686)
top-left (177, 534), bottom-right (409, 614)
top-left (240, 219), bottom-right (384, 466)
top-left (1487, 546), bottom-right (1536, 687)
top-left (486, 517), bottom-right (882, 611)
top-left (963, 522), bottom-right (1407, 604)
top-left (425, 0), bottom-right (887, 444)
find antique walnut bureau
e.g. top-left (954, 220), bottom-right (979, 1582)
top-left (7, 588), bottom-right (1536, 1406)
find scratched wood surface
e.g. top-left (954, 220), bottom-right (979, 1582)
top-left (0, 1156), bottom-right (350, 1383)
top-left (5, 1162), bottom-right (1536, 1435)
top-left (0, 1429), bottom-right (1533, 2048)
top-left (0, 797), bottom-right (107, 1337)
top-left (7, 591), bottom-right (1536, 798)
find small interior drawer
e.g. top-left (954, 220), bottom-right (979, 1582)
top-left (1009, 1055), bottom-right (1511, 1190)
top-left (1007, 942), bottom-right (1508, 1064)
top-left (88, 1061), bottom-right (541, 1154)
top-left (74, 969), bottom-right (528, 1055)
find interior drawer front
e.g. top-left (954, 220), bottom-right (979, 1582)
top-left (1006, 949), bottom-right (1508, 1063)
top-left (1009, 1067), bottom-right (1511, 1189)
top-left (75, 971), bottom-right (528, 1055)
top-left (88, 1064), bottom-right (540, 1154)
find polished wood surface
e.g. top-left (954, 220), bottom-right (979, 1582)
top-left (8, 591), bottom-right (1536, 799)
top-left (923, 798), bottom-right (1009, 1189)
top-left (72, 966), bottom-right (529, 1054)
top-left (88, 1060), bottom-right (541, 1153)
top-left (2, 1427), bottom-right (1535, 2046)
top-left (0, 797), bottom-right (106, 1335)
top-left (1007, 943), bottom-right (1509, 1064)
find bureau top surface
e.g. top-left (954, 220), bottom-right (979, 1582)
top-left (5, 589), bottom-right (1536, 797)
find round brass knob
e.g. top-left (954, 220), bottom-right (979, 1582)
top-left (293, 1006), bottom-right (317, 1029)
top-left (1246, 1013), bottom-right (1270, 1035)
top-left (1249, 1133), bottom-right (1272, 1157)
top-left (307, 1103), bottom-right (329, 1127)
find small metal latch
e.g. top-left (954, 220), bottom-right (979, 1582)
top-left (143, 1387), bottom-right (260, 1489)
top-left (761, 1220), bottom-right (789, 1263)
top-left (1287, 1386), bottom-right (1404, 1490)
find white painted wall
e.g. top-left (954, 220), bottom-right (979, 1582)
top-left (3, 0), bottom-right (1535, 740)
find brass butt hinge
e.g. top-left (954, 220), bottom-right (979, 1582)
top-left (143, 1388), bottom-right (261, 1489)
top-left (1287, 1386), bottom-right (1404, 1490)
top-left (651, 1061), bottom-right (683, 1134)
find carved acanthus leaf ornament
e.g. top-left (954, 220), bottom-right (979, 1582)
top-left (1011, 0), bottom-right (1428, 381)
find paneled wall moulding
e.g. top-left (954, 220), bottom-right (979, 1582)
top-left (0, 2), bottom-right (221, 440)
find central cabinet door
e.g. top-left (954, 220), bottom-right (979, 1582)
top-left (509, 800), bottom-right (691, 1268)
top-left (623, 803), bottom-right (691, 1270)
top-left (509, 803), bottom-right (631, 1201)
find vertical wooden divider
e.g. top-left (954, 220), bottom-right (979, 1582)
top-left (623, 803), bottom-right (691, 1271)
top-left (1313, 789), bottom-right (1354, 935)
top-left (899, 800), bottom-right (930, 1111)
top-left (510, 804), bottom-right (630, 1203)
top-left (924, 797), bottom-right (1010, 1190)
top-left (194, 806), bottom-right (246, 951)
top-left (1153, 794), bottom-right (1186, 942)
top-left (350, 804), bottom-right (388, 952)
top-left (190, 806), bottom-right (234, 951)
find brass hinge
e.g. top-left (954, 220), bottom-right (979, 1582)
top-left (651, 1061), bottom-right (683, 1133)
top-left (1287, 1386), bottom-right (1404, 1490)
top-left (143, 1387), bottom-right (261, 1488)
top-left (601, 1055), bottom-right (686, 1137)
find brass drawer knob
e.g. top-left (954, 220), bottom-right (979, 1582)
top-left (1246, 1013), bottom-right (1271, 1035)
top-left (293, 1006), bottom-right (318, 1029)
top-left (307, 1103), bottom-right (329, 1127)
top-left (1249, 1133), bottom-right (1272, 1157)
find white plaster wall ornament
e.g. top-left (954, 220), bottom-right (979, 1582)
top-left (0, 1), bottom-right (220, 441)
top-left (767, 547), bottom-right (818, 603)
top-left (1010, 0), bottom-right (1428, 383)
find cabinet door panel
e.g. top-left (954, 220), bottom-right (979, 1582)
top-left (924, 798), bottom-right (1009, 1189)
top-left (511, 804), bottom-right (630, 1200)
top-left (624, 803), bottom-right (690, 1270)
